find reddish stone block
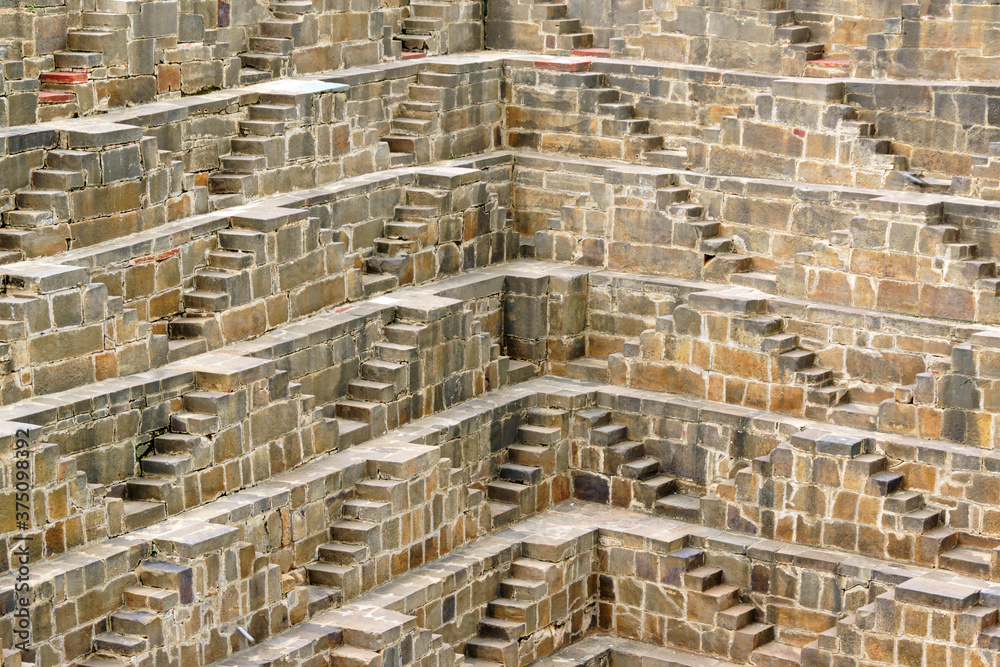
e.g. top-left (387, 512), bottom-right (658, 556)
top-left (534, 59), bottom-right (591, 72)
top-left (38, 91), bottom-right (75, 104)
top-left (40, 71), bottom-right (89, 84)
top-left (571, 48), bottom-right (610, 57)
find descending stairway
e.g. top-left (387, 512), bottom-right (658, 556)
top-left (208, 100), bottom-right (302, 209)
top-left (667, 545), bottom-right (795, 664)
top-left (326, 329), bottom-right (415, 440)
top-left (123, 403), bottom-right (221, 525)
top-left (167, 227), bottom-right (270, 360)
top-left (465, 558), bottom-right (561, 667)
top-left (582, 410), bottom-right (691, 517)
top-left (536, 0), bottom-right (594, 55)
top-left (80, 562), bottom-right (190, 666)
top-left (485, 408), bottom-right (566, 528)
top-left (240, 0), bottom-right (319, 84)
top-left (767, 319), bottom-right (884, 430)
top-left (382, 68), bottom-right (453, 166)
top-left (396, 2), bottom-right (449, 55)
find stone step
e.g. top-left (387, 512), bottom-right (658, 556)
top-left (718, 603), bottom-right (757, 631)
top-left (360, 273), bottom-right (398, 297)
top-left (550, 32), bottom-right (594, 50)
top-left (208, 249), bottom-right (254, 271)
top-left (542, 18), bottom-right (581, 33)
top-left (487, 598), bottom-right (534, 623)
top-left (403, 17), bottom-right (445, 32)
top-left (271, 0), bottom-right (315, 14)
top-left (183, 290), bottom-right (231, 312)
top-left (374, 341), bottom-right (419, 363)
top-left (220, 155), bottom-right (267, 174)
top-left (392, 117), bottom-right (435, 135)
top-left (730, 270), bottom-right (777, 294)
top-left (395, 204), bottom-right (440, 221)
top-left (750, 641), bottom-right (802, 667)
top-left (867, 472), bottom-right (904, 496)
top-left (166, 339), bottom-right (207, 363)
top-left (154, 433), bottom-right (210, 467)
top-left (499, 577), bottom-right (548, 602)
top-left (239, 119), bottom-right (286, 136)
top-left (53, 51), bottom-right (103, 69)
top-left (335, 399), bottom-right (382, 422)
top-left (644, 149), bottom-right (688, 169)
top-left (684, 565), bottom-right (723, 592)
top-left (478, 617), bottom-right (525, 641)
top-left (110, 609), bottom-right (161, 641)
top-left (608, 441), bottom-right (644, 471)
top-left (208, 173), bottom-right (258, 197)
top-left (239, 68), bottom-right (273, 85)
top-left (902, 507), bottom-right (942, 533)
top-left (884, 490), bottom-right (924, 514)
top-left (93, 633), bottom-right (146, 657)
top-left (498, 463), bottom-right (542, 485)
top-left (126, 477), bottom-right (173, 503)
top-left (361, 359), bottom-right (408, 390)
top-left (139, 454), bottom-right (193, 478)
top-left (123, 586), bottom-right (179, 612)
top-left (318, 541), bottom-right (369, 565)
top-left (507, 444), bottom-right (556, 474)
top-left (561, 357), bottom-right (608, 382)
top-left (635, 475), bottom-right (676, 507)
top-left (306, 562), bottom-right (354, 589)
top-left (655, 493), bottom-right (701, 522)
top-left (31, 169), bottom-right (85, 191)
top-left (939, 546), bottom-right (994, 579)
top-left (829, 402), bottom-right (879, 430)
top-left (487, 481), bottom-right (530, 506)
top-left (590, 423), bottom-right (627, 446)
top-left (122, 500), bottom-right (167, 530)
top-left (389, 152), bottom-right (416, 167)
top-left (348, 379), bottom-right (397, 403)
top-left (465, 638), bottom-right (516, 667)
top-left (343, 499), bottom-right (393, 523)
top-left (336, 418), bottom-right (371, 448)
top-left (306, 585), bottom-right (343, 616)
top-left (620, 456), bottom-right (659, 480)
top-left (330, 519), bottom-right (380, 546)
top-left (507, 360), bottom-right (537, 384)
top-left (487, 501), bottom-right (519, 528)
top-left (517, 424), bottom-right (561, 445)
top-left (249, 36), bottom-right (294, 54)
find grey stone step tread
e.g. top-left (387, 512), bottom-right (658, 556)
top-left (487, 501), bottom-right (517, 516)
top-left (751, 641), bottom-right (801, 666)
top-left (122, 499), bottom-right (166, 515)
top-left (940, 546), bottom-right (993, 566)
top-left (77, 658), bottom-right (129, 667)
top-left (656, 494), bottom-right (701, 510)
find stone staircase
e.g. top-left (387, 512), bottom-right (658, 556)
top-left (328, 335), bottom-right (411, 440)
top-left (240, 0), bottom-right (320, 84)
top-left (80, 562), bottom-right (191, 666)
top-left (583, 410), bottom-right (697, 519)
top-left (397, 3), bottom-right (450, 55)
top-left (305, 489), bottom-right (393, 603)
top-left (383, 67), bottom-right (454, 165)
top-left (208, 99), bottom-right (303, 210)
top-left (122, 402), bottom-right (222, 525)
top-left (769, 323), bottom-right (883, 430)
top-left (486, 408), bottom-right (566, 528)
top-left (6, 150), bottom-right (94, 231)
top-left (667, 545), bottom-right (787, 664)
top-left (539, 6), bottom-right (594, 56)
top-left (466, 558), bottom-right (561, 667)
